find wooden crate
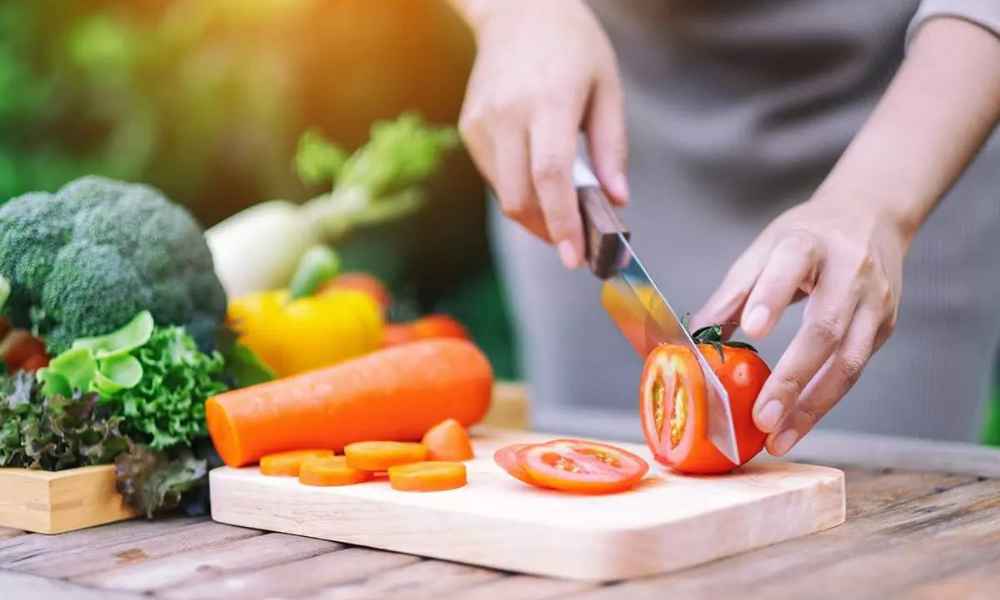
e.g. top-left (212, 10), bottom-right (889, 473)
top-left (0, 465), bottom-right (137, 534)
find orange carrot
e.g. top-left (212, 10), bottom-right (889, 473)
top-left (260, 449), bottom-right (334, 476)
top-left (299, 456), bottom-right (372, 486)
top-left (388, 461), bottom-right (467, 492)
top-left (422, 419), bottom-right (474, 461)
top-left (206, 339), bottom-right (493, 468)
top-left (345, 441), bottom-right (428, 471)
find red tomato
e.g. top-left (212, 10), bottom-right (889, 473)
top-left (494, 444), bottom-right (534, 485)
top-left (640, 326), bottom-right (770, 475)
top-left (3, 331), bottom-right (49, 374)
top-left (506, 439), bottom-right (649, 494)
top-left (320, 273), bottom-right (391, 314)
top-left (383, 315), bottom-right (469, 348)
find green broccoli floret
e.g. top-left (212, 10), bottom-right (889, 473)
top-left (0, 176), bottom-right (227, 353)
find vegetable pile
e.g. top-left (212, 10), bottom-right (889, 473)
top-left (0, 112), bottom-right (473, 520)
top-left (0, 176), bottom-right (262, 517)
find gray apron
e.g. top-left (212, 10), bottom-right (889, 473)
top-left (493, 0), bottom-right (1000, 442)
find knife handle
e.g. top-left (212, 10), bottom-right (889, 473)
top-left (574, 158), bottom-right (630, 280)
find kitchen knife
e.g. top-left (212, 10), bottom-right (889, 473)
top-left (573, 158), bottom-right (741, 465)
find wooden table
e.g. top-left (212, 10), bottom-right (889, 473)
top-left (2, 429), bottom-right (999, 600)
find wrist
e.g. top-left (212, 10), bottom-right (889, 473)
top-left (810, 171), bottom-right (923, 249)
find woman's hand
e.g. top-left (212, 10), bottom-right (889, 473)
top-left (693, 195), bottom-right (910, 457)
top-left (695, 17), bottom-right (1000, 456)
top-left (450, 0), bottom-right (628, 268)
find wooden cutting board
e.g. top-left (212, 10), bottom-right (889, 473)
top-left (210, 427), bottom-right (845, 581)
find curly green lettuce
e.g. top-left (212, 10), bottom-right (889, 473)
top-left (109, 325), bottom-right (228, 450)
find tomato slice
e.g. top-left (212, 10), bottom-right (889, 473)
top-left (494, 444), bottom-right (536, 485)
top-left (422, 419), bottom-right (474, 461)
top-left (515, 439), bottom-right (648, 494)
top-left (260, 449), bottom-right (335, 476)
top-left (344, 441), bottom-right (428, 471)
top-left (299, 456), bottom-right (372, 486)
top-left (388, 461), bottom-right (467, 492)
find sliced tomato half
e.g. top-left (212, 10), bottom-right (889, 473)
top-left (515, 439), bottom-right (648, 494)
top-left (639, 333), bottom-right (769, 474)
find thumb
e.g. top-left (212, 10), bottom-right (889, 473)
top-left (585, 70), bottom-right (629, 206)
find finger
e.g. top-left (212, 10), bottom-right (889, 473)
top-left (493, 130), bottom-right (550, 241)
top-left (529, 115), bottom-right (584, 269)
top-left (690, 243), bottom-right (769, 332)
top-left (458, 101), bottom-right (497, 187)
top-left (766, 306), bottom-right (881, 456)
top-left (740, 233), bottom-right (822, 339)
top-left (585, 68), bottom-right (629, 206)
top-left (752, 269), bottom-right (861, 435)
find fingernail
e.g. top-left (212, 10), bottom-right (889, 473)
top-left (611, 173), bottom-right (629, 204)
top-left (756, 399), bottom-right (784, 432)
top-left (772, 429), bottom-right (799, 456)
top-left (558, 241), bottom-right (578, 269)
top-left (743, 305), bottom-right (770, 337)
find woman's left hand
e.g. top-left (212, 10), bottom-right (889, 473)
top-left (692, 193), bottom-right (911, 457)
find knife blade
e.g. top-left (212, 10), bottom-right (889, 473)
top-left (574, 158), bottom-right (741, 465)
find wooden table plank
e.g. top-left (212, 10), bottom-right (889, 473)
top-left (905, 555), bottom-right (1000, 600)
top-left (304, 559), bottom-right (504, 600)
top-left (0, 516), bottom-right (202, 566)
top-left (788, 429), bottom-right (1000, 477)
top-left (10, 521), bottom-right (260, 578)
top-left (457, 575), bottom-right (599, 600)
top-left (72, 532), bottom-right (340, 592)
top-left (0, 569), bottom-right (142, 600)
top-left (571, 476), bottom-right (997, 599)
top-left (842, 470), bottom-right (974, 519)
top-left (157, 547), bottom-right (420, 600)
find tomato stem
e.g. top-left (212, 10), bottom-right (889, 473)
top-left (691, 324), bottom-right (759, 363)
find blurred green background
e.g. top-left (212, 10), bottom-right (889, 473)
top-left (1, 0), bottom-right (997, 442)
top-left (0, 0), bottom-right (518, 379)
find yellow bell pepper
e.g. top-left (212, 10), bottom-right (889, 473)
top-left (228, 288), bottom-right (383, 377)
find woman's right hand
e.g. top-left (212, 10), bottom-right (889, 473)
top-left (452, 0), bottom-right (629, 268)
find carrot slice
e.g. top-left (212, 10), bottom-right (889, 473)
top-left (260, 449), bottom-right (334, 476)
top-left (344, 441), bottom-right (428, 471)
top-left (299, 456), bottom-right (373, 486)
top-left (388, 461), bottom-right (467, 492)
top-left (421, 419), bottom-right (474, 461)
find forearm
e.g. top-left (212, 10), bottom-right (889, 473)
top-left (815, 17), bottom-right (1000, 243)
